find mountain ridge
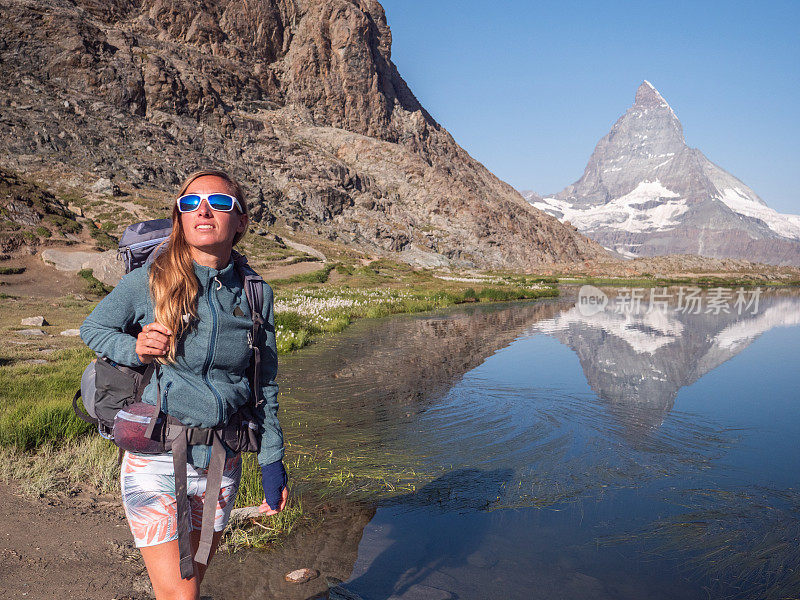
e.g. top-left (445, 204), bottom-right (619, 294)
top-left (0, 0), bottom-right (610, 270)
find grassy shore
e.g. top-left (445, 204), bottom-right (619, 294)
top-left (268, 260), bottom-right (557, 353)
top-left (0, 259), bottom-right (558, 549)
top-left (553, 274), bottom-right (800, 287)
top-left (5, 257), bottom-right (798, 549)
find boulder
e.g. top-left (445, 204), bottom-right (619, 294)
top-left (81, 251), bottom-right (125, 286)
top-left (90, 177), bottom-right (113, 194)
top-left (42, 249), bottom-right (98, 272)
top-left (282, 238), bottom-right (326, 261)
top-left (41, 249), bottom-right (124, 286)
top-left (399, 245), bottom-right (451, 269)
top-left (21, 316), bottom-right (48, 326)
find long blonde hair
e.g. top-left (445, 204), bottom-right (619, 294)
top-left (149, 169), bottom-right (249, 362)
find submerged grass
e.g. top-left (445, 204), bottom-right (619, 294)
top-left (220, 452), bottom-right (309, 552)
top-left (599, 487), bottom-right (800, 600)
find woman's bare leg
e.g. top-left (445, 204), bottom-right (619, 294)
top-left (139, 529), bottom-right (225, 600)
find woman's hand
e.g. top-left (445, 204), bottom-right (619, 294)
top-left (135, 322), bottom-right (172, 364)
top-left (258, 486), bottom-right (289, 515)
top-left (258, 460), bottom-right (288, 515)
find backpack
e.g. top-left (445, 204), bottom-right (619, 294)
top-left (71, 218), bottom-right (267, 579)
top-left (117, 218), bottom-right (172, 272)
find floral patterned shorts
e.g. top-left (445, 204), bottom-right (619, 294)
top-left (120, 451), bottom-right (242, 548)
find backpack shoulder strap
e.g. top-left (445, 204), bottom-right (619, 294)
top-left (233, 253), bottom-right (265, 407)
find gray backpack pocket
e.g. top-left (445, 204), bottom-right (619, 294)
top-left (72, 357), bottom-right (153, 438)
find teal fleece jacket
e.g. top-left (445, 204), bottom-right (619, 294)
top-left (79, 257), bottom-right (284, 469)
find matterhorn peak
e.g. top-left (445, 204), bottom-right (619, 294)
top-left (528, 80), bottom-right (800, 266)
top-left (634, 80), bottom-right (673, 111)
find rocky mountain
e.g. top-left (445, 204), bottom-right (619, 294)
top-left (524, 81), bottom-right (800, 266)
top-left (0, 0), bottom-right (610, 270)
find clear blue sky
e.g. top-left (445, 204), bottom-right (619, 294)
top-left (380, 0), bottom-right (799, 213)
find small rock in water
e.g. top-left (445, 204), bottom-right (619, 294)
top-left (18, 329), bottom-right (46, 336)
top-left (284, 568), bottom-right (320, 584)
top-left (60, 329), bottom-right (81, 336)
top-left (21, 316), bottom-right (48, 326)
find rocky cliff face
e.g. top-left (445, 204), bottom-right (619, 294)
top-left (526, 81), bottom-right (800, 266)
top-left (0, 0), bottom-right (609, 269)
top-left (0, 168), bottom-right (83, 255)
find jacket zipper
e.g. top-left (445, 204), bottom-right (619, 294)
top-left (202, 278), bottom-right (225, 424)
top-left (162, 381), bottom-right (171, 413)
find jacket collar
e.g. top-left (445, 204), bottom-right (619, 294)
top-left (192, 256), bottom-right (236, 285)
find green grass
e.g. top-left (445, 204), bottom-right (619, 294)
top-left (220, 495), bottom-right (306, 552)
top-left (78, 268), bottom-right (113, 296)
top-left (57, 191), bottom-right (89, 209)
top-left (556, 275), bottom-right (776, 288)
top-left (285, 255), bottom-right (320, 265)
top-left (89, 226), bottom-right (118, 251)
top-left (269, 264), bottom-right (335, 285)
top-left (335, 264), bottom-right (354, 276)
top-left (43, 213), bottom-right (82, 235)
top-left (0, 436), bottom-right (119, 497)
top-left (0, 346), bottom-right (94, 450)
top-left (272, 283), bottom-right (558, 354)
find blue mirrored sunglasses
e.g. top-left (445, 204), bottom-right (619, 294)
top-left (176, 193), bottom-right (244, 213)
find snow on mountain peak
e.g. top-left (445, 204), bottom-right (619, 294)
top-left (635, 80), bottom-right (673, 113)
top-left (532, 180), bottom-right (688, 235)
top-left (523, 81), bottom-right (800, 265)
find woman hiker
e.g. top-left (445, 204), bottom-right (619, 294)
top-left (80, 169), bottom-right (287, 599)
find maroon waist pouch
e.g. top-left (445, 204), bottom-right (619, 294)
top-left (112, 402), bottom-right (168, 454)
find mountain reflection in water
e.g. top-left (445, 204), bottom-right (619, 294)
top-left (276, 300), bottom-right (563, 479)
top-left (528, 287), bottom-right (800, 433)
top-left (206, 288), bottom-right (800, 600)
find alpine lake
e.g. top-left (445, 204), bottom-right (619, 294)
top-left (206, 284), bottom-right (800, 600)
